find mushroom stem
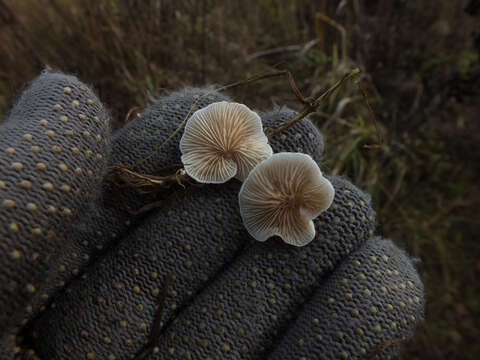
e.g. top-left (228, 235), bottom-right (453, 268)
top-left (109, 165), bottom-right (194, 193)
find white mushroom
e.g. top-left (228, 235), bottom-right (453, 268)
top-left (180, 101), bottom-right (272, 183)
top-left (238, 152), bottom-right (335, 247)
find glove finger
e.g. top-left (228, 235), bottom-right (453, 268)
top-left (25, 179), bottom-right (245, 359)
top-left (259, 108), bottom-right (324, 162)
top-left (17, 88), bottom-right (234, 346)
top-left (146, 176), bottom-right (374, 359)
top-left (268, 237), bottom-right (425, 360)
top-left (62, 88), bottom-right (233, 282)
top-left (12, 88), bottom-right (233, 355)
top-left (147, 177), bottom-right (375, 360)
top-left (25, 175), bottom-right (374, 359)
top-left (0, 69), bottom-right (110, 336)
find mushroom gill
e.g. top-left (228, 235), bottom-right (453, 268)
top-left (238, 152), bottom-right (335, 246)
top-left (180, 101), bottom-right (272, 183)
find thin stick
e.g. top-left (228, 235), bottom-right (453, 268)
top-left (109, 165), bottom-right (191, 191)
top-left (134, 275), bottom-right (174, 360)
top-left (267, 68), bottom-right (360, 139)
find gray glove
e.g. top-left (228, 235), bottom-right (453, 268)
top-left (0, 69), bottom-right (424, 359)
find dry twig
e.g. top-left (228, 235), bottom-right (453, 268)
top-left (134, 276), bottom-right (174, 360)
top-left (267, 68), bottom-right (360, 139)
top-left (108, 68), bottom-right (362, 205)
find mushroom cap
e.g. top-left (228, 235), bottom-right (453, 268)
top-left (180, 101), bottom-right (273, 183)
top-left (238, 152), bottom-right (335, 247)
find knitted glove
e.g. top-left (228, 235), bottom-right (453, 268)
top-left (0, 70), bottom-right (425, 360)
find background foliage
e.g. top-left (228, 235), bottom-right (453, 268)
top-left (1, 0), bottom-right (479, 358)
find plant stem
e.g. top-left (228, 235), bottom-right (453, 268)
top-left (267, 68), bottom-right (360, 139)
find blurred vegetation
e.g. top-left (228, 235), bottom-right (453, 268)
top-left (1, 0), bottom-right (479, 358)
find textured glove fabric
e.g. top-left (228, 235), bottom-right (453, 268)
top-left (0, 69), bottom-right (111, 342)
top-left (0, 70), bottom-right (425, 360)
top-left (23, 89), bottom-right (339, 360)
top-left (0, 77), bottom-right (233, 357)
top-left (26, 174), bottom-right (375, 359)
top-left (148, 176), bottom-right (375, 360)
top-left (268, 237), bottom-right (425, 360)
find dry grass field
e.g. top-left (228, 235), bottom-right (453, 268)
top-left (1, 0), bottom-right (479, 358)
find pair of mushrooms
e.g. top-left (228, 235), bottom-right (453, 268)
top-left (180, 101), bottom-right (335, 247)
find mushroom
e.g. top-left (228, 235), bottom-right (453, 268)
top-left (238, 152), bottom-right (335, 247)
top-left (180, 101), bottom-right (273, 183)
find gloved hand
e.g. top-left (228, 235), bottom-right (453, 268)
top-left (0, 69), bottom-right (424, 360)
